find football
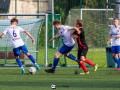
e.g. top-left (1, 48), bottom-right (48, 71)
top-left (51, 84), bottom-right (56, 89)
top-left (28, 67), bottom-right (36, 75)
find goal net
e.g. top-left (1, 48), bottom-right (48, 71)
top-left (0, 16), bottom-right (43, 66)
top-left (66, 9), bottom-right (113, 67)
top-left (0, 14), bottom-right (63, 67)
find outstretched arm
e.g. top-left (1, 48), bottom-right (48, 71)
top-left (49, 33), bottom-right (60, 42)
top-left (70, 27), bottom-right (81, 34)
top-left (23, 30), bottom-right (35, 45)
top-left (0, 33), bottom-right (6, 39)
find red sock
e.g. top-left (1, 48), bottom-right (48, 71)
top-left (80, 61), bottom-right (88, 72)
top-left (85, 59), bottom-right (95, 66)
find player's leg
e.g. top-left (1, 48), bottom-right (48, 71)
top-left (13, 48), bottom-right (25, 74)
top-left (77, 50), bottom-right (89, 74)
top-left (64, 45), bottom-right (78, 62)
top-left (80, 48), bottom-right (98, 71)
top-left (45, 51), bottom-right (62, 73)
top-left (117, 53), bottom-right (120, 70)
top-left (79, 56), bottom-right (89, 75)
top-left (65, 53), bottom-right (78, 62)
top-left (84, 58), bottom-right (98, 71)
top-left (21, 45), bottom-right (40, 71)
top-left (52, 51), bottom-right (62, 70)
top-left (112, 46), bottom-right (117, 62)
top-left (45, 44), bottom-right (70, 73)
top-left (115, 46), bottom-right (120, 70)
top-left (111, 46), bottom-right (120, 70)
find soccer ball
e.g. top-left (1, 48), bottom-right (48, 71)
top-left (51, 84), bottom-right (56, 89)
top-left (28, 67), bottom-right (36, 75)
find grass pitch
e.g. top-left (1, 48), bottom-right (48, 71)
top-left (0, 67), bottom-right (120, 90)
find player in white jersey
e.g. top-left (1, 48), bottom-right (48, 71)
top-left (107, 18), bottom-right (120, 71)
top-left (0, 17), bottom-right (40, 74)
top-left (45, 20), bottom-right (80, 73)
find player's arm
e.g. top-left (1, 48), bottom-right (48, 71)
top-left (70, 27), bottom-right (81, 34)
top-left (0, 28), bottom-right (8, 39)
top-left (0, 33), bottom-right (6, 38)
top-left (107, 34), bottom-right (112, 45)
top-left (114, 35), bottom-right (120, 39)
top-left (49, 33), bottom-right (60, 42)
top-left (23, 30), bottom-right (35, 45)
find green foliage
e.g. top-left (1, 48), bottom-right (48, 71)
top-left (54, 0), bottom-right (113, 24)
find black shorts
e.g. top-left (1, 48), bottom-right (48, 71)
top-left (77, 48), bottom-right (88, 59)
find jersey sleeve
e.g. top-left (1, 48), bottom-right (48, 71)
top-left (63, 25), bottom-right (72, 34)
top-left (65, 25), bottom-right (72, 30)
top-left (3, 28), bottom-right (8, 35)
top-left (19, 27), bottom-right (25, 32)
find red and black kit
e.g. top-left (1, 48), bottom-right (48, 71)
top-left (73, 28), bottom-right (88, 59)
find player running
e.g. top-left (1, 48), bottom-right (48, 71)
top-left (72, 20), bottom-right (98, 75)
top-left (107, 18), bottom-right (120, 71)
top-left (0, 17), bottom-right (40, 74)
top-left (45, 20), bottom-right (80, 73)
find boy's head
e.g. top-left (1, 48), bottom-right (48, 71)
top-left (10, 17), bottom-right (18, 25)
top-left (76, 19), bottom-right (83, 28)
top-left (113, 18), bottom-right (119, 26)
top-left (53, 20), bottom-right (61, 29)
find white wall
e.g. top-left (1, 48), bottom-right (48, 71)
top-left (8, 0), bottom-right (49, 14)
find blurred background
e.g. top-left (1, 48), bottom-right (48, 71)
top-left (0, 0), bottom-right (117, 68)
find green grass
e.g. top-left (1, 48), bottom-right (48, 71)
top-left (0, 67), bottom-right (120, 90)
top-left (0, 47), bottom-right (107, 67)
top-left (38, 48), bottom-right (107, 67)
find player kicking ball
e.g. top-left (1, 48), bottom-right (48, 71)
top-left (0, 17), bottom-right (40, 74)
top-left (45, 20), bottom-right (80, 73)
top-left (72, 20), bottom-right (98, 75)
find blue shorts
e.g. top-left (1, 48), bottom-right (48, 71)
top-left (112, 46), bottom-right (120, 54)
top-left (58, 44), bottom-right (74, 54)
top-left (13, 45), bottom-right (28, 56)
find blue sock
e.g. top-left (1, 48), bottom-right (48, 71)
top-left (67, 54), bottom-right (78, 62)
top-left (113, 57), bottom-right (118, 63)
top-left (113, 57), bottom-right (120, 68)
top-left (28, 55), bottom-right (36, 64)
top-left (16, 58), bottom-right (23, 68)
top-left (118, 58), bottom-right (120, 68)
top-left (52, 58), bottom-right (59, 70)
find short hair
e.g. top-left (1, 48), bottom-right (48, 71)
top-left (10, 17), bottom-right (18, 24)
top-left (76, 19), bottom-right (83, 27)
top-left (53, 20), bottom-right (61, 25)
top-left (113, 18), bottom-right (119, 21)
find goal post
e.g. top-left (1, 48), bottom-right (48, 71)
top-left (66, 8), bottom-right (114, 67)
top-left (0, 14), bottom-right (63, 67)
top-left (0, 14), bottom-right (45, 66)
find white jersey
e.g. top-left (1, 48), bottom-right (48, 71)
top-left (109, 25), bottom-right (120, 46)
top-left (3, 25), bottom-right (25, 48)
top-left (58, 25), bottom-right (75, 46)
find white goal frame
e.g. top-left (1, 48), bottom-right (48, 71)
top-left (80, 8), bottom-right (113, 20)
